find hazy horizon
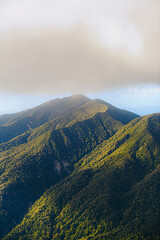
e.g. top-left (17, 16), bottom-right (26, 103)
top-left (0, 88), bottom-right (159, 116)
top-left (0, 0), bottom-right (159, 115)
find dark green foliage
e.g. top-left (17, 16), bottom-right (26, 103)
top-left (1, 96), bottom-right (134, 238)
top-left (3, 113), bottom-right (160, 240)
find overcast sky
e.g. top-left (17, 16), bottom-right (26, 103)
top-left (0, 0), bottom-right (159, 114)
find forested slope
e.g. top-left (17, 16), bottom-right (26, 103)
top-left (0, 97), bottom-right (138, 238)
top-left (4, 114), bottom-right (160, 240)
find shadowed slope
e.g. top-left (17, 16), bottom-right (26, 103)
top-left (0, 100), bottom-right (127, 238)
top-left (0, 94), bottom-right (90, 144)
top-left (0, 95), bottom-right (139, 144)
top-left (0, 98), bottom-right (139, 150)
top-left (4, 114), bottom-right (160, 240)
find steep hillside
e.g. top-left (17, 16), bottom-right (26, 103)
top-left (0, 95), bottom-right (139, 144)
top-left (94, 99), bottom-right (140, 125)
top-left (4, 114), bottom-right (160, 240)
top-left (0, 94), bottom-right (90, 144)
top-left (0, 100), bottom-right (107, 153)
top-left (0, 100), bottom-right (128, 238)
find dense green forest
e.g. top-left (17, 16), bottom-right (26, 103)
top-left (1, 95), bottom-right (159, 239)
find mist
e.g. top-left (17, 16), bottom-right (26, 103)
top-left (0, 0), bottom-right (159, 95)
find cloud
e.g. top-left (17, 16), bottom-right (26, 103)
top-left (0, 0), bottom-right (159, 95)
top-left (128, 87), bottom-right (160, 95)
top-left (0, 0), bottom-right (143, 53)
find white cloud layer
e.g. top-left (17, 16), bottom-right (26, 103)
top-left (128, 87), bottom-right (160, 95)
top-left (0, 0), bottom-right (142, 53)
top-left (0, 0), bottom-right (159, 94)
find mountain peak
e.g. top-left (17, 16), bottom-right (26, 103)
top-left (70, 94), bottom-right (90, 100)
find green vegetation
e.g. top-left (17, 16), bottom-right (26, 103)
top-left (2, 95), bottom-right (159, 240)
top-left (0, 94), bottom-right (90, 144)
top-left (0, 95), bottom-right (139, 238)
top-left (2, 113), bottom-right (160, 240)
top-left (0, 95), bottom-right (139, 145)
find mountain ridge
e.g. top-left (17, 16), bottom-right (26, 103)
top-left (0, 95), bottom-right (140, 238)
top-left (0, 95), bottom-right (159, 240)
top-left (3, 113), bottom-right (160, 240)
top-left (0, 94), bottom-right (90, 144)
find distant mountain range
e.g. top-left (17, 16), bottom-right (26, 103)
top-left (0, 95), bottom-right (159, 240)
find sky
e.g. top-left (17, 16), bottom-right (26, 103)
top-left (0, 0), bottom-right (160, 115)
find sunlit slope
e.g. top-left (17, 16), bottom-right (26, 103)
top-left (0, 95), bottom-right (139, 144)
top-left (0, 98), bottom-right (139, 149)
top-left (0, 101), bottom-right (126, 238)
top-left (22, 98), bottom-right (139, 142)
top-left (0, 94), bottom-right (90, 143)
top-left (5, 114), bottom-right (160, 240)
top-left (0, 100), bottom-right (107, 152)
top-left (94, 99), bottom-right (140, 124)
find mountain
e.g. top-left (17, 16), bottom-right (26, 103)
top-left (0, 96), bottom-right (139, 238)
top-left (0, 94), bottom-right (90, 144)
top-left (3, 113), bottom-right (160, 240)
